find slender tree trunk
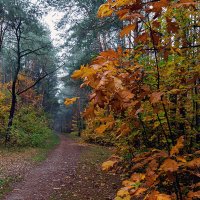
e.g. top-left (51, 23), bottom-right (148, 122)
top-left (5, 86), bottom-right (17, 144)
top-left (5, 20), bottom-right (21, 145)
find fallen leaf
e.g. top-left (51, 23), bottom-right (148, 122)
top-left (102, 160), bottom-right (117, 171)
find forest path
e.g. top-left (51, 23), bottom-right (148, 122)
top-left (4, 135), bottom-right (120, 200)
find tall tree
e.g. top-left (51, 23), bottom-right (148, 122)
top-left (1, 0), bottom-right (58, 143)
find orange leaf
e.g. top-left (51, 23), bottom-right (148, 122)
top-left (100, 49), bottom-right (119, 59)
top-left (130, 173), bottom-right (145, 182)
top-left (186, 158), bottom-right (200, 169)
top-left (187, 191), bottom-right (200, 199)
top-left (119, 90), bottom-right (134, 102)
top-left (120, 24), bottom-right (136, 38)
top-left (95, 125), bottom-right (107, 135)
top-left (135, 32), bottom-right (148, 43)
top-left (170, 136), bottom-right (184, 156)
top-left (134, 187), bottom-right (147, 196)
top-left (117, 123), bottom-right (131, 138)
top-left (157, 194), bottom-right (172, 200)
top-left (146, 191), bottom-right (171, 200)
top-left (160, 158), bottom-right (178, 172)
top-left (83, 106), bottom-right (95, 119)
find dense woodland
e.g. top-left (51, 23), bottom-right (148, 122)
top-left (0, 0), bottom-right (199, 199)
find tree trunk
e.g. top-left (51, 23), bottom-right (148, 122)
top-left (5, 20), bottom-right (21, 145)
top-left (5, 86), bottom-right (17, 144)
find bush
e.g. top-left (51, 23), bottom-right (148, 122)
top-left (10, 106), bottom-right (54, 147)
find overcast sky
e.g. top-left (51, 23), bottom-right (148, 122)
top-left (43, 11), bottom-right (64, 46)
top-left (31, 0), bottom-right (64, 46)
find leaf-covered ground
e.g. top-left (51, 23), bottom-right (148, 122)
top-left (0, 147), bottom-right (40, 199)
top-left (2, 135), bottom-right (120, 200)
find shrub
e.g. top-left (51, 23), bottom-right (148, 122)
top-left (10, 106), bottom-right (54, 147)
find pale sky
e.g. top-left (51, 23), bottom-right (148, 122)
top-left (43, 10), bottom-right (65, 47)
top-left (31, 0), bottom-right (64, 46)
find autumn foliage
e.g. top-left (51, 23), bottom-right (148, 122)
top-left (70, 0), bottom-right (200, 199)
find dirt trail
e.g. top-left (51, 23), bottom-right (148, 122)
top-left (4, 135), bottom-right (120, 200)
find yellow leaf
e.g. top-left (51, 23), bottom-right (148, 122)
top-left (176, 156), bottom-right (187, 163)
top-left (113, 0), bottom-right (136, 8)
top-left (102, 160), bottom-right (116, 171)
top-left (95, 125), bottom-right (107, 135)
top-left (98, 4), bottom-right (113, 18)
top-left (117, 188), bottom-right (130, 198)
top-left (71, 68), bottom-right (84, 79)
top-left (120, 24), bottom-right (136, 38)
top-left (64, 97), bottom-right (79, 106)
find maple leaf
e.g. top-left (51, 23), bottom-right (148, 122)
top-left (170, 136), bottom-right (184, 156)
top-left (160, 158), bottom-right (179, 172)
top-left (120, 24), bottom-right (136, 38)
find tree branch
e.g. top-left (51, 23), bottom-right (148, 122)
top-left (20, 45), bottom-right (50, 58)
top-left (16, 64), bottom-right (65, 95)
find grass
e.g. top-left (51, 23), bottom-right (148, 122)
top-left (32, 133), bottom-right (60, 163)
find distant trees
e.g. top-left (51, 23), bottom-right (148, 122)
top-left (44, 0), bottom-right (124, 132)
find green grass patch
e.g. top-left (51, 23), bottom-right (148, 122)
top-left (32, 133), bottom-right (60, 163)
